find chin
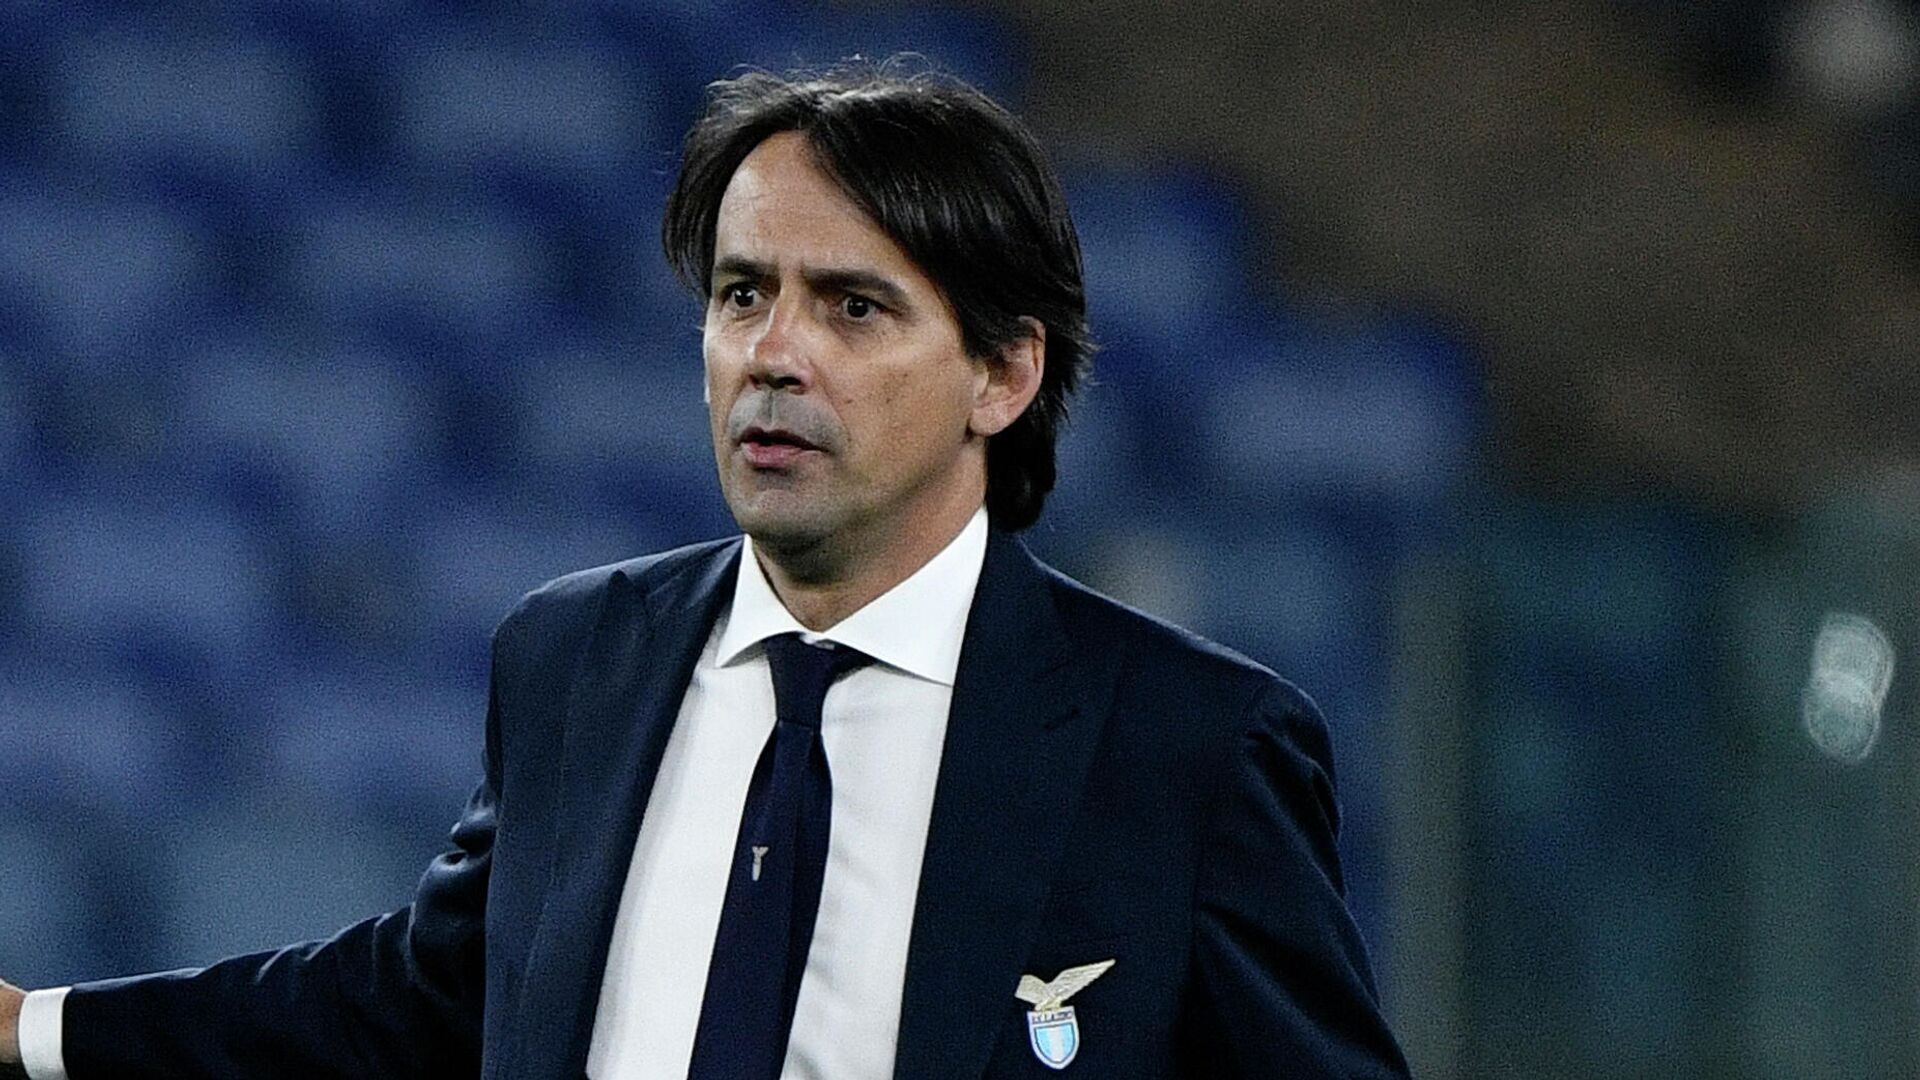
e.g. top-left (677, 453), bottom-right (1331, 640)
top-left (728, 493), bottom-right (842, 552)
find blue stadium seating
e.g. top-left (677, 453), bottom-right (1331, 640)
top-left (0, 0), bottom-right (1482, 999)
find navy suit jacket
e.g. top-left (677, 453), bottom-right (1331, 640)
top-left (63, 529), bottom-right (1410, 1078)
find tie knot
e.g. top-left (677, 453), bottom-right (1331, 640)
top-left (763, 633), bottom-right (873, 731)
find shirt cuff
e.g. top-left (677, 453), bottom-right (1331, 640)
top-left (17, 987), bottom-right (70, 1080)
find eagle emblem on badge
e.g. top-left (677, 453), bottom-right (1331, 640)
top-left (1014, 960), bottom-right (1116, 1070)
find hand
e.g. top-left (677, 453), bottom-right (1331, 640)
top-left (0, 979), bottom-right (24, 1077)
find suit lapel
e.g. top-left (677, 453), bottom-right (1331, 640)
top-left (512, 541), bottom-right (741, 1080)
top-left (893, 531), bottom-right (1119, 1080)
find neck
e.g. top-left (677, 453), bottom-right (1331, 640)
top-left (753, 494), bottom-right (983, 632)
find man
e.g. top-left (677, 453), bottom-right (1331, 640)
top-left (0, 63), bottom-right (1410, 1078)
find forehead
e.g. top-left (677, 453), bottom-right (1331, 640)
top-left (711, 131), bottom-right (915, 271)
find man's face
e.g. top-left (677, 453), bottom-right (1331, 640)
top-left (703, 131), bottom-right (990, 562)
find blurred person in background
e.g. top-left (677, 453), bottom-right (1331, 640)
top-left (0, 61), bottom-right (1407, 1079)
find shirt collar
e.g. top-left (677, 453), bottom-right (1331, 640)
top-left (713, 506), bottom-right (990, 687)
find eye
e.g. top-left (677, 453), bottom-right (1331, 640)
top-left (841, 294), bottom-right (878, 320)
top-left (718, 282), bottom-right (759, 309)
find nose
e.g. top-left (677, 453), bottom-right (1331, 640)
top-left (745, 296), bottom-right (812, 391)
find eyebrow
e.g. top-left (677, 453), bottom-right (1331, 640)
top-left (711, 256), bottom-right (915, 314)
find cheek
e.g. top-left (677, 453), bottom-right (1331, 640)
top-left (861, 362), bottom-right (976, 447)
top-left (702, 341), bottom-right (735, 424)
top-left (702, 327), bottom-right (739, 382)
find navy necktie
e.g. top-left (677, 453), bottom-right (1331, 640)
top-left (687, 632), bottom-right (873, 1080)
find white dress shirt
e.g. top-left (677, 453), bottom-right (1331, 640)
top-left (18, 506), bottom-right (988, 1080)
top-left (587, 506), bottom-right (985, 1078)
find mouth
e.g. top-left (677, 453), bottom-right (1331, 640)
top-left (737, 425), bottom-right (823, 469)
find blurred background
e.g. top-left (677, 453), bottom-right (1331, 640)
top-left (2, 0), bottom-right (1918, 1076)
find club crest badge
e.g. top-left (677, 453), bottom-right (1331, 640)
top-left (1015, 960), bottom-right (1115, 1071)
top-left (1026, 1008), bottom-right (1080, 1069)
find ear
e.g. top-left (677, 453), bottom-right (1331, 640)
top-left (968, 317), bottom-right (1046, 438)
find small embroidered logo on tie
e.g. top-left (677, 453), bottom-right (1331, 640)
top-left (751, 846), bottom-right (769, 882)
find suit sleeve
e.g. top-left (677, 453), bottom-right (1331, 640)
top-left (57, 660), bottom-right (506, 1080)
top-left (1182, 678), bottom-right (1412, 1078)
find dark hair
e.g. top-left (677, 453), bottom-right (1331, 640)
top-left (662, 58), bottom-right (1094, 531)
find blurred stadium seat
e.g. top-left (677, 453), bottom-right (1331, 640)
top-left (0, 654), bottom-right (191, 860)
top-left (0, 185), bottom-right (205, 354)
top-left (53, 30), bottom-right (312, 179)
top-left (0, 824), bottom-right (102, 987)
top-left (17, 494), bottom-right (280, 662)
top-left (155, 809), bottom-right (447, 971)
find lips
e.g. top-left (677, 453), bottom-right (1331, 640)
top-left (738, 425), bottom-right (822, 468)
top-left (740, 425), bottom-right (820, 451)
